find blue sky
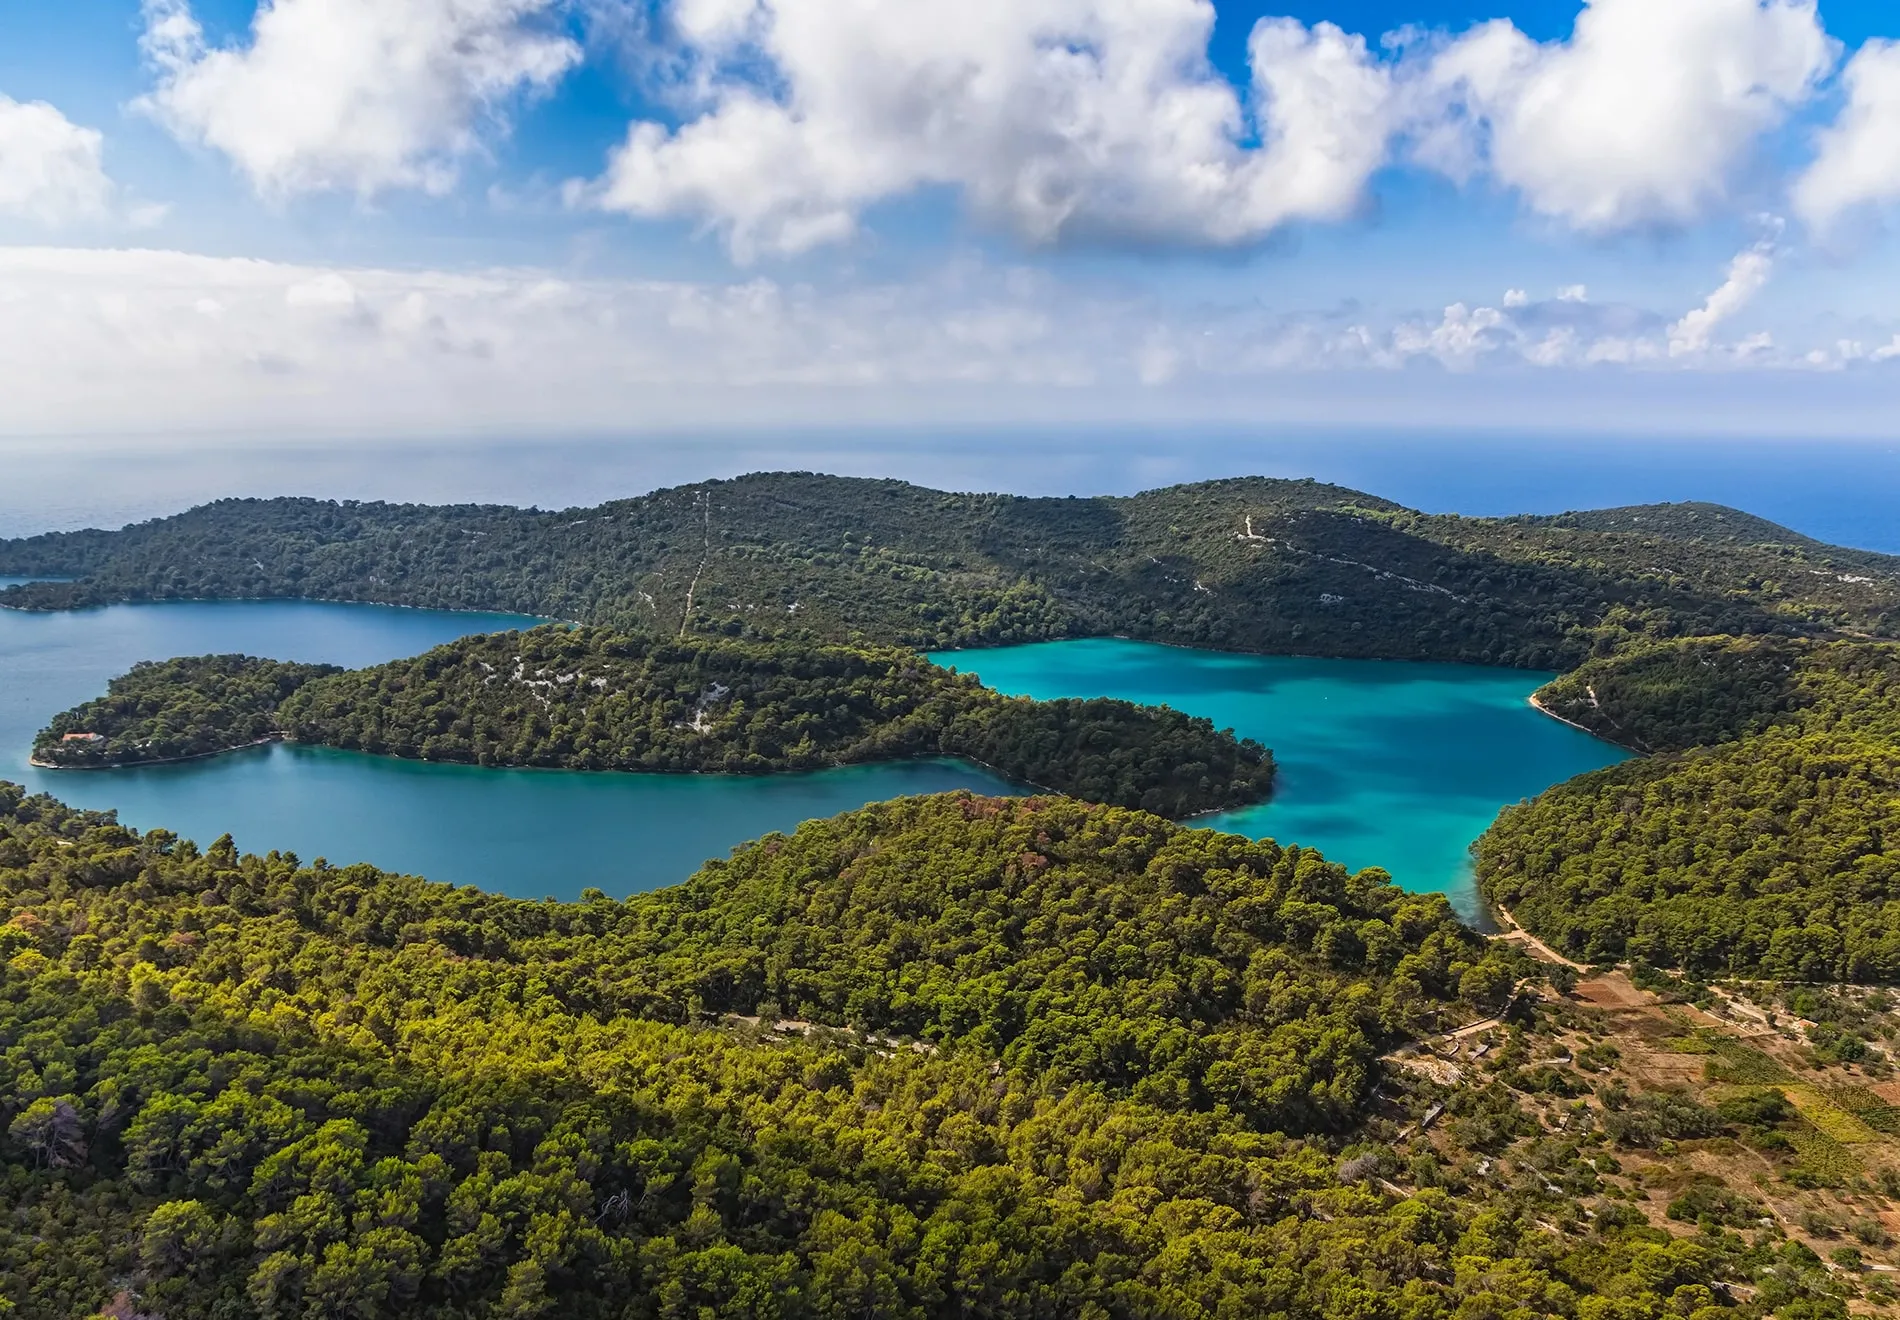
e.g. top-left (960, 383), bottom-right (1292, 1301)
top-left (1, 0), bottom-right (1899, 442)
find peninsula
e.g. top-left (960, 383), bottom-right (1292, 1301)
top-left (1479, 636), bottom-right (1900, 981)
top-left (31, 626), bottom-right (1275, 818)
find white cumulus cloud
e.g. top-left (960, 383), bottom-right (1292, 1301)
top-left (0, 97), bottom-right (113, 224)
top-left (1668, 239), bottom-right (1776, 356)
top-left (581, 0), bottom-right (1400, 260)
top-left (1794, 39), bottom-right (1900, 230)
top-left (1392, 302), bottom-right (1508, 370)
top-left (1419, 0), bottom-right (1833, 231)
top-left (138, 0), bottom-right (581, 198)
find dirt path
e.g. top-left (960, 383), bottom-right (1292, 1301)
top-left (678, 489), bottom-right (712, 638)
top-left (1447, 1014), bottom-right (1507, 1041)
top-left (1493, 904), bottom-right (1588, 972)
top-left (1491, 906), bottom-right (1784, 1035)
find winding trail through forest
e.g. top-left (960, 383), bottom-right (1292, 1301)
top-left (679, 489), bottom-right (713, 638)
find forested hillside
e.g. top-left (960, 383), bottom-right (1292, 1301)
top-left (594, 792), bottom-right (1493, 1129)
top-left (1479, 637), bottom-right (1900, 979)
top-left (1, 782), bottom-right (1855, 1320)
top-left (34, 628), bottom-right (1275, 817)
top-left (5, 474), bottom-right (1895, 666)
top-left (1535, 501), bottom-right (1900, 575)
top-left (1532, 636), bottom-right (1900, 754)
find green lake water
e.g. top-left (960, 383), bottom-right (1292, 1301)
top-left (0, 601), bottom-right (1626, 908)
top-left (930, 639), bottom-right (1630, 913)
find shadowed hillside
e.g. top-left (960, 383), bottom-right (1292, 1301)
top-left (6, 474), bottom-right (1897, 667)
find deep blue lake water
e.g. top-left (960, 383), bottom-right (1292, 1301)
top-left (0, 597), bottom-right (1625, 909)
top-left (0, 599), bottom-right (1012, 899)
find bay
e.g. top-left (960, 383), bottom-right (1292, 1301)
top-left (0, 599), bottom-right (1014, 898)
top-left (0, 598), bottom-right (545, 787)
top-left (930, 638), bottom-right (1630, 914)
top-left (31, 743), bottom-right (1014, 903)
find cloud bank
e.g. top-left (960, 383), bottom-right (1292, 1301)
top-left (0, 240), bottom-right (1877, 439)
top-left (575, 0), bottom-right (1847, 257)
top-left (113, 0), bottom-right (1895, 254)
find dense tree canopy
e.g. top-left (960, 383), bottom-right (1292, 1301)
top-left (593, 793), bottom-right (1499, 1130)
top-left (31, 656), bottom-right (341, 768)
top-left (0, 782), bottom-right (1814, 1320)
top-left (1533, 636), bottom-right (1900, 754)
top-left (1482, 637), bottom-right (1900, 980)
top-left (1479, 732), bottom-right (1900, 980)
top-left (34, 629), bottom-right (1275, 817)
top-left (4, 474), bottom-right (1894, 665)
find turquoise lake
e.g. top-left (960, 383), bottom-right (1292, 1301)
top-left (0, 600), bottom-right (1626, 910)
top-left (930, 639), bottom-right (1629, 912)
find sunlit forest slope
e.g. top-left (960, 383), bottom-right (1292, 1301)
top-left (6, 784), bottom-right (1854, 1320)
top-left (1480, 637), bottom-right (1900, 980)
